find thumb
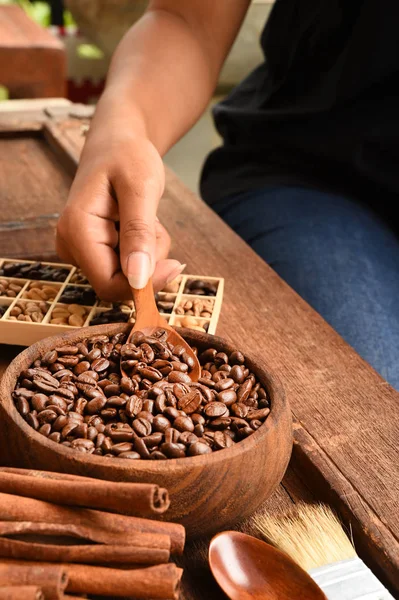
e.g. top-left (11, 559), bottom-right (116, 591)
top-left (117, 179), bottom-right (160, 290)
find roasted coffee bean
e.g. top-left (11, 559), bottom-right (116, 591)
top-left (107, 396), bottom-right (126, 408)
top-left (87, 426), bottom-right (98, 441)
top-left (179, 431), bottom-right (198, 446)
top-left (124, 396), bottom-right (141, 419)
top-left (237, 379), bottom-right (253, 403)
top-left (160, 442), bottom-right (185, 459)
top-left (101, 408), bottom-right (118, 419)
top-left (248, 408), bottom-right (270, 421)
top-left (164, 428), bottom-right (180, 444)
top-left (61, 421), bottom-right (79, 439)
top-left (132, 418), bottom-right (152, 437)
top-left (134, 437), bottom-right (151, 458)
top-left (177, 390), bottom-right (202, 414)
top-left (192, 413), bottom-right (205, 426)
top-left (152, 415), bottom-right (171, 433)
top-left (214, 378), bottom-right (234, 392)
top-left (119, 451), bottom-right (141, 459)
top-left (52, 415), bottom-right (68, 432)
top-left (38, 423), bottom-right (52, 437)
top-left (214, 430), bottom-right (235, 450)
top-left (204, 402), bottom-right (229, 419)
top-left (238, 426), bottom-right (254, 439)
top-left (231, 403), bottom-right (249, 418)
top-left (194, 423), bottom-right (205, 437)
top-left (15, 397), bottom-right (30, 416)
top-left (136, 411), bottom-right (154, 424)
top-left (112, 442), bottom-right (133, 455)
top-left (86, 396), bottom-right (107, 414)
top-left (143, 432), bottom-right (163, 447)
top-left (106, 424), bottom-right (134, 442)
top-left (14, 331), bottom-right (269, 459)
top-left (174, 415), bottom-right (195, 433)
top-left (74, 361), bottom-right (91, 376)
top-left (188, 441), bottom-right (212, 456)
top-left (163, 406), bottom-right (180, 420)
top-left (37, 409), bottom-right (57, 424)
top-left (168, 371), bottom-right (192, 384)
top-left (198, 377), bottom-right (215, 388)
top-left (217, 389), bottom-right (237, 406)
top-left (48, 431), bottom-right (61, 443)
top-left (209, 417), bottom-right (232, 430)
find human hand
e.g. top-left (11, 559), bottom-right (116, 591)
top-left (56, 127), bottom-right (184, 301)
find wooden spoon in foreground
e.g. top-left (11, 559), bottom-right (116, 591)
top-left (209, 531), bottom-right (327, 600)
top-left (121, 279), bottom-right (201, 380)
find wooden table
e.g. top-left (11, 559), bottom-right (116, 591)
top-left (0, 100), bottom-right (398, 598)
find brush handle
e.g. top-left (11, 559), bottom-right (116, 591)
top-left (310, 558), bottom-right (394, 599)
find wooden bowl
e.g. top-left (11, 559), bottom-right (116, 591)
top-left (0, 324), bottom-right (292, 537)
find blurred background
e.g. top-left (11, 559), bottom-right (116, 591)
top-left (0, 0), bottom-right (274, 192)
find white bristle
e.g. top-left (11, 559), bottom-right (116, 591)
top-left (253, 503), bottom-right (355, 572)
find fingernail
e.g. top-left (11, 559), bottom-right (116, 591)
top-left (166, 263), bottom-right (186, 284)
top-left (127, 252), bottom-right (152, 289)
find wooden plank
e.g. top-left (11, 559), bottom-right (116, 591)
top-left (159, 169), bottom-right (399, 594)
top-left (0, 129), bottom-right (73, 260)
top-left (0, 103), bottom-right (398, 594)
top-left (291, 422), bottom-right (399, 594)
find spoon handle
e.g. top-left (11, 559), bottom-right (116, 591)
top-left (131, 279), bottom-right (162, 331)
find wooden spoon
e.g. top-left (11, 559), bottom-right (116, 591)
top-left (209, 531), bottom-right (327, 600)
top-left (121, 279), bottom-right (201, 380)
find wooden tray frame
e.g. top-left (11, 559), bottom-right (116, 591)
top-left (0, 258), bottom-right (224, 346)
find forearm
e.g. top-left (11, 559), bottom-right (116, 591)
top-left (88, 2), bottom-right (250, 155)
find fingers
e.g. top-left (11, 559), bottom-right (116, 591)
top-left (57, 204), bottom-right (130, 301)
top-left (153, 259), bottom-right (186, 292)
top-left (114, 154), bottom-right (164, 290)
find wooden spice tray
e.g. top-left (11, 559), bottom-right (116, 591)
top-left (0, 258), bottom-right (224, 346)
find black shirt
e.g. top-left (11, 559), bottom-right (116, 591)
top-left (200, 0), bottom-right (399, 207)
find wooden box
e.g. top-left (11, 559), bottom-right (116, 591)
top-left (0, 258), bottom-right (224, 346)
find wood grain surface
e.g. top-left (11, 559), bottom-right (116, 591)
top-left (0, 5), bottom-right (66, 99)
top-left (0, 101), bottom-right (398, 597)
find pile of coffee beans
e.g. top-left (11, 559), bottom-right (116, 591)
top-left (70, 269), bottom-right (89, 285)
top-left (0, 306), bottom-right (6, 318)
top-left (176, 298), bottom-right (213, 319)
top-left (49, 304), bottom-right (89, 327)
top-left (59, 286), bottom-right (96, 306)
top-left (23, 282), bottom-right (59, 302)
top-left (155, 293), bottom-right (176, 314)
top-left (0, 262), bottom-right (69, 282)
top-left (184, 279), bottom-right (218, 296)
top-left (90, 307), bottom-right (130, 326)
top-left (174, 316), bottom-right (209, 332)
top-left (98, 300), bottom-right (134, 312)
top-left (13, 330), bottom-right (270, 459)
top-left (0, 279), bottom-right (24, 298)
top-left (8, 301), bottom-right (49, 323)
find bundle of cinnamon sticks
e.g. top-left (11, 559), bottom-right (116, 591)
top-left (0, 467), bottom-right (185, 599)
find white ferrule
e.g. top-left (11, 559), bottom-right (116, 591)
top-left (309, 558), bottom-right (394, 600)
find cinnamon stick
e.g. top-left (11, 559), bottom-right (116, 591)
top-left (0, 493), bottom-right (185, 554)
top-left (1, 561), bottom-right (182, 600)
top-left (0, 521), bottom-right (170, 550)
top-left (0, 537), bottom-right (170, 566)
top-left (0, 563), bottom-right (67, 600)
top-left (0, 468), bottom-right (169, 517)
top-left (0, 587), bottom-right (43, 600)
top-left (66, 563), bottom-right (183, 599)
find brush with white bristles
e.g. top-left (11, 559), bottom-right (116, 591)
top-left (252, 503), bottom-right (394, 600)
